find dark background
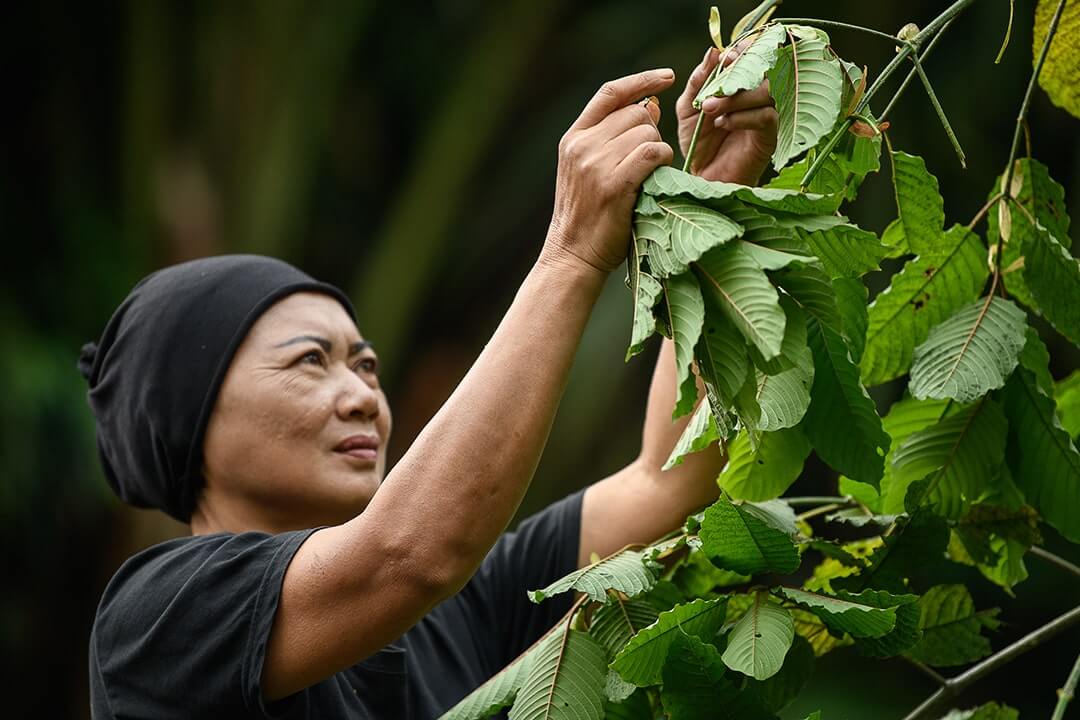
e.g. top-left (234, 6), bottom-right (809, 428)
top-left (3, 1), bottom-right (1077, 717)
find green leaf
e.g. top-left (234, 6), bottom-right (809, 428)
top-left (529, 549), bottom-right (657, 604)
top-left (833, 277), bottom-right (868, 364)
top-left (890, 398), bottom-right (1008, 519)
top-left (1023, 222), bottom-right (1080, 345)
top-left (905, 584), bottom-right (999, 667)
top-left (672, 550), bottom-right (751, 597)
top-left (721, 591), bottom-right (795, 680)
top-left (881, 218), bottom-right (909, 259)
top-left (768, 27), bottom-right (845, 170)
top-left (1034, 0), bottom-right (1080, 119)
top-left (660, 633), bottom-right (775, 720)
top-left (664, 401), bottom-right (720, 471)
top-left (719, 428), bottom-right (811, 500)
top-left (602, 688), bottom-right (651, 720)
top-left (1055, 370), bottom-right (1080, 439)
top-left (773, 587), bottom-right (899, 639)
top-left (611, 598), bottom-right (728, 687)
top-left (796, 224), bottom-right (885, 278)
top-left (627, 266), bottom-right (663, 361)
top-left (909, 297), bottom-right (1028, 403)
top-left (953, 502), bottom-right (1042, 566)
top-left (589, 597), bottom-right (660, 661)
top-left (645, 165), bottom-right (837, 216)
top-left (751, 295), bottom-right (811, 376)
top-left (949, 531), bottom-right (1030, 595)
top-left (700, 497), bottom-right (801, 575)
top-left (659, 198), bottom-right (744, 269)
top-left (890, 152), bottom-right (945, 257)
top-left (836, 511), bottom-right (949, 594)
top-left (939, 701), bottom-right (1018, 720)
top-left (803, 317), bottom-right (890, 486)
top-left (874, 396), bottom-right (952, 514)
top-left (847, 590), bottom-right (922, 658)
top-left (774, 264), bottom-right (844, 336)
top-left (696, 23), bottom-right (787, 105)
top-left (441, 626), bottom-right (548, 719)
top-left (745, 634), bottom-right (815, 713)
top-left (696, 291), bottom-right (751, 404)
top-left (664, 273), bottom-right (706, 418)
top-left (861, 226), bottom-right (988, 386)
top-left (695, 243), bottom-right (787, 361)
top-left (509, 628), bottom-right (607, 720)
top-left (756, 366), bottom-right (814, 432)
top-left (1003, 329), bottom-right (1080, 542)
top-left (791, 608), bottom-right (853, 657)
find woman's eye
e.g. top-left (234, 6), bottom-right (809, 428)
top-left (300, 350), bottom-right (326, 367)
top-left (355, 358), bottom-right (378, 374)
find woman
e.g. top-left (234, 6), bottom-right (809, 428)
top-left (83, 50), bottom-right (776, 718)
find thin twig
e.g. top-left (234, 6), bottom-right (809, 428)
top-left (1031, 546), bottom-right (1080, 581)
top-left (785, 495), bottom-right (849, 507)
top-left (880, 18), bottom-right (953, 121)
top-left (906, 657), bottom-right (948, 686)
top-left (966, 192), bottom-right (1003, 231)
top-left (902, 605), bottom-right (1080, 720)
top-left (1052, 651), bottom-right (1080, 720)
top-left (774, 18), bottom-right (904, 45)
top-left (910, 50), bottom-right (966, 167)
top-left (797, 502), bottom-right (849, 521)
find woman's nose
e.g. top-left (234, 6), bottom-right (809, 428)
top-left (335, 369), bottom-right (381, 420)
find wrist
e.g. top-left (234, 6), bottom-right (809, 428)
top-left (538, 225), bottom-right (617, 281)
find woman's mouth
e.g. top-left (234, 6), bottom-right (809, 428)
top-left (334, 434), bottom-right (380, 462)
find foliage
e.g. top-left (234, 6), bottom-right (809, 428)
top-left (443, 3), bottom-right (1080, 718)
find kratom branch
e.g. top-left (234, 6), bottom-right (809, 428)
top-left (1031, 546), bottom-right (1080, 581)
top-left (774, 18), bottom-right (905, 46)
top-left (1052, 651), bottom-right (1080, 720)
top-left (880, 18), bottom-right (954, 120)
top-left (901, 604), bottom-right (1080, 720)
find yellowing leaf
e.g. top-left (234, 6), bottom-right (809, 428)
top-left (1034, 0), bottom-right (1080, 118)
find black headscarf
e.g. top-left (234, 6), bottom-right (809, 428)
top-left (78, 254), bottom-right (356, 523)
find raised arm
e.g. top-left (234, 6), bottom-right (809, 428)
top-left (579, 46), bottom-right (779, 565)
top-left (261, 69), bottom-right (676, 700)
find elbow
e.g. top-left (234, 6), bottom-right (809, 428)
top-left (381, 533), bottom-right (479, 604)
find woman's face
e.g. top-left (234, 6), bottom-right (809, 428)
top-left (200, 292), bottom-right (392, 531)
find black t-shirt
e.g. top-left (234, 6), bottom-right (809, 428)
top-left (90, 491), bottom-right (583, 719)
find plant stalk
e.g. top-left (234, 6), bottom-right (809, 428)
top-left (880, 18), bottom-right (953, 120)
top-left (1031, 546), bottom-right (1080, 581)
top-left (1052, 651), bottom-right (1080, 720)
top-left (774, 18), bottom-right (904, 45)
top-left (910, 51), bottom-right (966, 167)
top-left (901, 605), bottom-right (1080, 720)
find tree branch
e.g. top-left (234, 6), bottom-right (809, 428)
top-left (1031, 546), bottom-right (1080, 581)
top-left (901, 605), bottom-right (1080, 720)
top-left (1053, 651), bottom-right (1080, 720)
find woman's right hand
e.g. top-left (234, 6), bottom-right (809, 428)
top-left (543, 69), bottom-right (676, 275)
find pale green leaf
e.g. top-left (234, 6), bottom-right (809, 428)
top-left (659, 198), bottom-right (744, 270)
top-left (664, 273), bottom-right (706, 418)
top-left (905, 584), bottom-right (999, 667)
top-left (611, 598), bottom-right (728, 686)
top-left (803, 317), bottom-right (890, 486)
top-left (1003, 329), bottom-right (1080, 542)
top-left (861, 226), bottom-right (988, 386)
top-left (939, 701), bottom-right (1018, 720)
top-left (664, 401), bottom-right (719, 470)
top-left (1023, 222), bottom-right (1080, 345)
top-left (796, 224), bottom-right (885, 278)
top-left (695, 243), bottom-right (787, 360)
top-left (528, 549), bottom-right (656, 604)
top-left (589, 598), bottom-right (660, 661)
top-left (756, 366), bottom-right (813, 432)
top-left (627, 266), bottom-right (662, 361)
top-left (441, 626), bottom-right (549, 719)
top-left (1034, 0), bottom-right (1080, 118)
top-left (891, 152), bottom-right (945, 257)
top-left (1055, 370), bottom-right (1080, 439)
top-left (719, 427), bottom-right (811, 500)
top-left (881, 218), bottom-right (909, 259)
top-left (774, 587), bottom-right (898, 639)
top-left (721, 591), bottom-right (795, 680)
top-left (768, 28), bottom-right (845, 169)
top-left (644, 165), bottom-right (836, 216)
top-left (700, 497), bottom-right (800, 575)
top-left (660, 633), bottom-right (774, 720)
top-left (509, 629), bottom-right (607, 720)
top-left (890, 399), bottom-right (1008, 519)
top-left (875, 396), bottom-right (953, 514)
top-left (696, 23), bottom-right (787, 105)
top-left (909, 297), bottom-right (1028, 403)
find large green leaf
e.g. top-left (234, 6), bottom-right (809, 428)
top-left (660, 634), bottom-right (774, 720)
top-left (1002, 329), bottom-right (1080, 542)
top-left (1056, 370), bottom-right (1080, 439)
top-left (890, 152), bottom-right (946, 257)
top-left (441, 626), bottom-right (551, 719)
top-left (1034, 0), bottom-right (1080, 118)
top-left (1023, 222), bottom-right (1080, 345)
top-left (509, 628), bottom-right (607, 720)
top-left (909, 297), bottom-right (1028, 403)
top-left (890, 399), bottom-right (1008, 519)
top-left (751, 294), bottom-right (811, 376)
top-left (952, 502), bottom-right (1041, 566)
top-left (664, 273), bottom-right (706, 418)
top-left (803, 318), bottom-right (890, 486)
top-left (861, 226), bottom-right (987, 386)
top-left (905, 584), bottom-right (999, 667)
top-left (699, 497), bottom-right (801, 575)
top-left (745, 634), bottom-right (815, 714)
top-left (847, 590), bottom-right (922, 658)
top-left (948, 531), bottom-right (1031, 595)
top-left (611, 598), bottom-right (728, 686)
top-left (756, 366), bottom-right (813, 432)
top-left (833, 277), bottom-right (868, 364)
top-left (721, 591), bottom-right (795, 680)
top-left (940, 702), bottom-right (1018, 720)
top-left (768, 26), bottom-right (845, 170)
top-left (791, 608), bottom-right (853, 657)
top-left (874, 396), bottom-right (952, 514)
top-left (645, 165), bottom-right (836, 216)
top-left (529, 549), bottom-right (657, 604)
top-left (835, 510), bottom-right (949, 594)
top-left (774, 587), bottom-right (898, 639)
top-left (695, 243), bottom-right (787, 361)
top-left (658, 198), bottom-right (744, 269)
top-left (774, 264), bottom-right (844, 336)
top-left (626, 266), bottom-right (662, 361)
top-left (796, 224), bottom-right (885, 278)
top-left (719, 427), bottom-right (811, 500)
top-left (589, 597), bottom-right (660, 661)
top-left (695, 297), bottom-right (750, 404)
top-left (696, 23), bottom-right (787, 105)
top-left (672, 549), bottom-right (751, 598)
top-left (663, 400), bottom-right (720, 471)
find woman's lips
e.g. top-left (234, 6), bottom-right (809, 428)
top-left (334, 434), bottom-right (380, 463)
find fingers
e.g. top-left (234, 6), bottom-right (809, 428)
top-left (594, 99), bottom-right (660, 139)
top-left (676, 47), bottom-right (721, 119)
top-left (573, 69), bottom-right (676, 130)
top-left (616, 141), bottom-right (675, 187)
top-left (701, 81), bottom-right (773, 117)
top-left (605, 122), bottom-right (663, 153)
top-left (713, 106), bottom-right (778, 133)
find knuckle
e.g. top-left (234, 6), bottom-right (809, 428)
top-left (597, 82), bottom-right (619, 102)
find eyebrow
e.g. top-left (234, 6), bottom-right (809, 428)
top-left (274, 335), bottom-right (375, 356)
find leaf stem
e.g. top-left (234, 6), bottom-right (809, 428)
top-left (965, 191), bottom-right (1003, 232)
top-left (905, 657), bottom-right (948, 686)
top-left (796, 502), bottom-right (850, 521)
top-left (901, 604), bottom-right (1080, 720)
top-left (785, 495), bottom-right (849, 507)
top-left (774, 18), bottom-right (904, 45)
top-left (1031, 545), bottom-right (1080, 581)
top-left (1052, 651), bottom-right (1080, 720)
top-left (682, 109), bottom-right (708, 173)
top-left (879, 19), bottom-right (953, 120)
top-left (910, 51), bottom-right (966, 167)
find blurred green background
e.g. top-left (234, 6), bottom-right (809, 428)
top-left (3, 1), bottom-right (1078, 717)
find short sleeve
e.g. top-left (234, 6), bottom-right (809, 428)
top-left (90, 529), bottom-right (316, 719)
top-left (463, 490), bottom-right (584, 667)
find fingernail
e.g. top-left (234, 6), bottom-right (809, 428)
top-left (702, 97), bottom-right (721, 114)
top-left (702, 47), bottom-right (712, 63)
top-left (657, 68), bottom-right (675, 79)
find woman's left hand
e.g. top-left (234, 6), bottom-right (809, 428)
top-left (676, 45), bottom-right (778, 185)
